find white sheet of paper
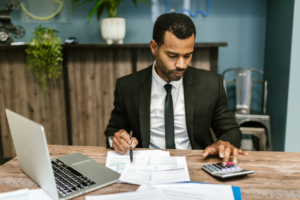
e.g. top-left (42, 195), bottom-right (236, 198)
top-left (119, 156), bottom-right (190, 185)
top-left (29, 189), bottom-right (54, 200)
top-left (0, 189), bottom-right (29, 200)
top-left (85, 188), bottom-right (169, 200)
top-left (0, 188), bottom-right (54, 200)
top-left (137, 183), bottom-right (234, 200)
top-left (106, 150), bottom-right (170, 173)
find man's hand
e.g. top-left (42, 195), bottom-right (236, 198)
top-left (202, 140), bottom-right (248, 166)
top-left (112, 129), bottom-right (138, 154)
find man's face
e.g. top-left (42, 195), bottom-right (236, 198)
top-left (150, 31), bottom-right (195, 82)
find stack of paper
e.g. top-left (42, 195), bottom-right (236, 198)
top-left (0, 188), bottom-right (53, 200)
top-left (138, 183), bottom-right (235, 200)
top-left (86, 182), bottom-right (237, 200)
top-left (97, 150), bottom-right (239, 200)
top-left (106, 150), bottom-right (190, 185)
top-left (86, 189), bottom-right (168, 200)
top-left (119, 156), bottom-right (190, 185)
top-left (106, 150), bottom-right (170, 173)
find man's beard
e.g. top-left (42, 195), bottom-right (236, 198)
top-left (157, 60), bottom-right (186, 81)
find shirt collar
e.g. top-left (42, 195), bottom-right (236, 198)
top-left (152, 60), bottom-right (182, 89)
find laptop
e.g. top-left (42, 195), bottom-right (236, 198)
top-left (5, 109), bottom-right (120, 200)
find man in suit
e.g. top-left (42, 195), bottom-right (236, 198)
top-left (105, 13), bottom-right (247, 165)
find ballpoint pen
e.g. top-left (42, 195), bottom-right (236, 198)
top-left (130, 133), bottom-right (133, 163)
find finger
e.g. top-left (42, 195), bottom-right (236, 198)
top-left (222, 146), bottom-right (231, 166)
top-left (232, 148), bottom-right (238, 164)
top-left (239, 149), bottom-right (248, 156)
top-left (218, 144), bottom-right (225, 158)
top-left (117, 129), bottom-right (131, 150)
top-left (113, 143), bottom-right (126, 154)
top-left (113, 137), bottom-right (129, 152)
top-left (203, 146), bottom-right (213, 157)
top-left (120, 131), bottom-right (131, 144)
top-left (202, 147), bottom-right (210, 158)
top-left (132, 137), bottom-right (138, 148)
top-left (114, 131), bottom-right (121, 138)
top-left (117, 136), bottom-right (131, 151)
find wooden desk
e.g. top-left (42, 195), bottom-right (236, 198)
top-left (0, 145), bottom-right (300, 200)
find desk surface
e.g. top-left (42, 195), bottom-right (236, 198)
top-left (0, 145), bottom-right (300, 200)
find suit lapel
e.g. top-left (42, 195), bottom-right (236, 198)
top-left (139, 66), bottom-right (153, 148)
top-left (183, 67), bottom-right (195, 148)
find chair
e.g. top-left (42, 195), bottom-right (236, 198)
top-left (222, 68), bottom-right (272, 151)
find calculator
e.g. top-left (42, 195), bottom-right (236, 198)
top-left (202, 162), bottom-right (254, 179)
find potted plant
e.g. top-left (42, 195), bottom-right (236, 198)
top-left (69, 0), bottom-right (151, 44)
top-left (26, 25), bottom-right (63, 97)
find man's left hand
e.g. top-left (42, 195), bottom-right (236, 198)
top-left (202, 140), bottom-right (248, 166)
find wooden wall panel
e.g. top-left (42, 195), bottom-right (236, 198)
top-left (0, 44), bottom-right (224, 157)
top-left (136, 48), bottom-right (155, 71)
top-left (0, 49), bottom-right (68, 158)
top-left (190, 48), bottom-right (211, 71)
top-left (67, 48), bottom-right (132, 147)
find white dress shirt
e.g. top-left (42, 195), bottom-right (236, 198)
top-left (149, 61), bottom-right (191, 149)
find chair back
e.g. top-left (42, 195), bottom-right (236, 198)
top-left (222, 68), bottom-right (267, 114)
top-left (235, 69), bottom-right (252, 113)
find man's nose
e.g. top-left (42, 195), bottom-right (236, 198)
top-left (176, 57), bottom-right (185, 68)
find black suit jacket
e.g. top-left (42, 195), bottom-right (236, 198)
top-left (105, 65), bottom-right (242, 149)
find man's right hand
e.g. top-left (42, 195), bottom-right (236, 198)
top-left (113, 129), bottom-right (138, 154)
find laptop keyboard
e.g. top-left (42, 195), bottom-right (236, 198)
top-left (51, 159), bottom-right (96, 196)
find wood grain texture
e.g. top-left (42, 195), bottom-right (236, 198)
top-left (0, 145), bottom-right (299, 200)
top-left (67, 48), bottom-right (132, 147)
top-left (0, 50), bottom-right (68, 158)
top-left (190, 47), bottom-right (211, 71)
top-left (0, 46), bottom-right (221, 157)
top-left (136, 48), bottom-right (154, 71)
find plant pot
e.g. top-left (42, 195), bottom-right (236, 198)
top-left (100, 18), bottom-right (126, 45)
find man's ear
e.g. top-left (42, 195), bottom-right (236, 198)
top-left (150, 40), bottom-right (158, 56)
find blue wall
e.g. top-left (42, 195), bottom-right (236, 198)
top-left (11, 0), bottom-right (268, 111)
top-left (285, 0), bottom-right (300, 152)
top-left (264, 0), bottom-right (295, 151)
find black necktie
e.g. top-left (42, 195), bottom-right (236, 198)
top-left (164, 84), bottom-right (175, 149)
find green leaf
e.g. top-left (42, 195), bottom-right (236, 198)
top-left (139, 0), bottom-right (151, 6)
top-left (131, 0), bottom-right (137, 7)
top-left (87, 0), bottom-right (106, 23)
top-left (25, 25), bottom-right (63, 98)
top-left (70, 1), bottom-right (91, 13)
top-left (96, 3), bottom-right (106, 20)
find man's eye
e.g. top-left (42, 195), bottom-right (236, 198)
top-left (184, 55), bottom-right (191, 58)
top-left (168, 55), bottom-right (176, 58)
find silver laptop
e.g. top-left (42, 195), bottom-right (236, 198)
top-left (5, 109), bottom-right (120, 200)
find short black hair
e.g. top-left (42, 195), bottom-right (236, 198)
top-left (153, 13), bottom-right (196, 46)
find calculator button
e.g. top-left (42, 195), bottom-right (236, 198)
top-left (227, 162), bottom-right (232, 165)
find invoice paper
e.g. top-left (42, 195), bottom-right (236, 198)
top-left (119, 156), bottom-right (190, 185)
top-left (137, 183), bottom-right (234, 200)
top-left (85, 188), bottom-right (169, 200)
top-left (106, 150), bottom-right (170, 173)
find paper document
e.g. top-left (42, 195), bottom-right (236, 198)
top-left (0, 189), bottom-right (29, 200)
top-left (119, 156), bottom-right (190, 185)
top-left (85, 188), bottom-right (168, 200)
top-left (106, 150), bottom-right (170, 173)
top-left (0, 188), bottom-right (54, 200)
top-left (138, 183), bottom-right (234, 200)
top-left (29, 189), bottom-right (54, 200)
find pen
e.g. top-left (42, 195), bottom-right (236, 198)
top-left (130, 133), bottom-right (133, 163)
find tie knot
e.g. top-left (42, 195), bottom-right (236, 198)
top-left (164, 84), bottom-right (172, 94)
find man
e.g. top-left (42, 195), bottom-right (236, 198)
top-left (105, 13), bottom-right (247, 165)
